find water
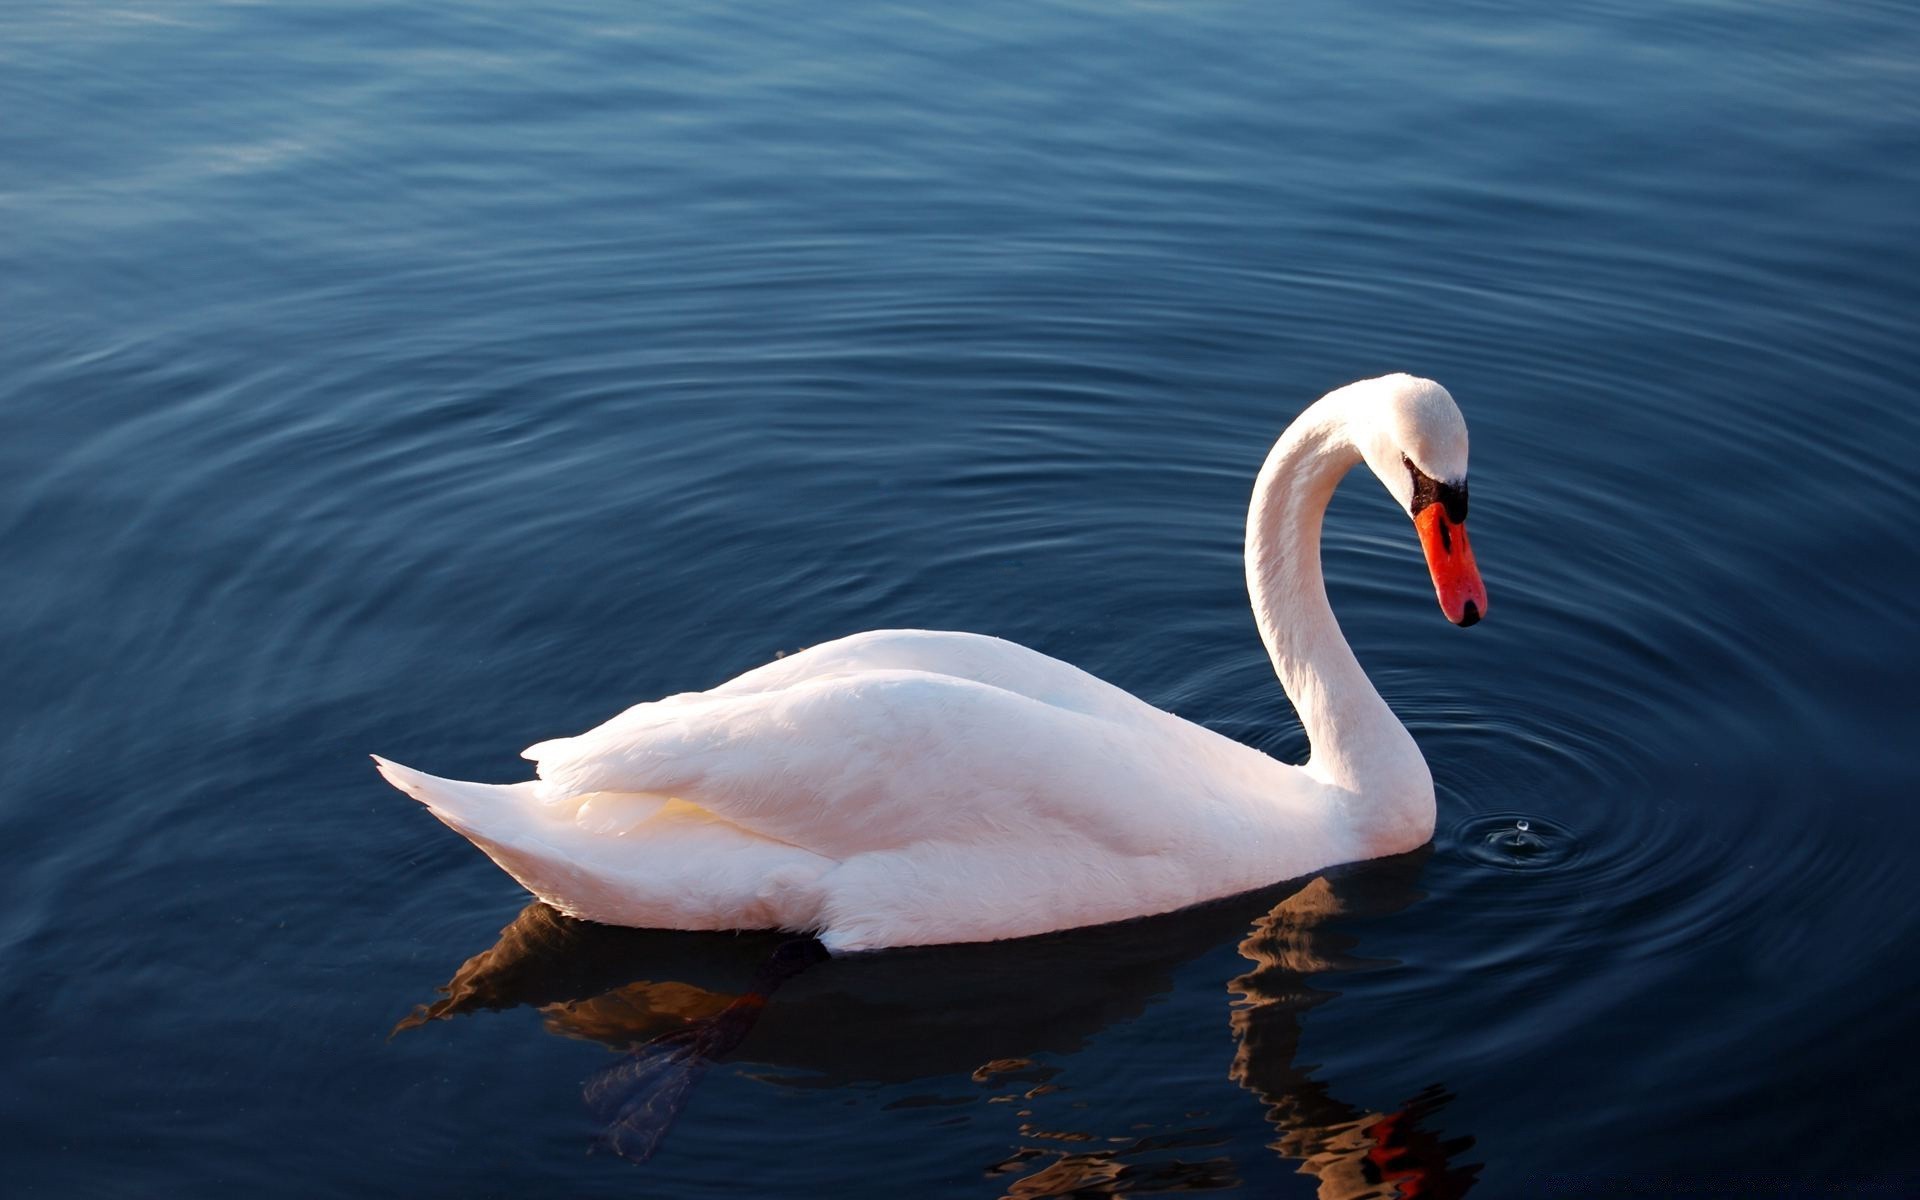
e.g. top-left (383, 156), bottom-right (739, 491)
top-left (3, 0), bottom-right (1917, 1195)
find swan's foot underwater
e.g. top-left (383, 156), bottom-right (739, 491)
top-left (584, 938), bottom-right (828, 1163)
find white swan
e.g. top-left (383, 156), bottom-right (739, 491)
top-left (375, 373), bottom-right (1486, 952)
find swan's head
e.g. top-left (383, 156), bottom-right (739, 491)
top-left (1344, 374), bottom-right (1488, 627)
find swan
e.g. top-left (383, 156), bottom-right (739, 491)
top-left (374, 373), bottom-right (1486, 953)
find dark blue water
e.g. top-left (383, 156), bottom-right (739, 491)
top-left (5, 0), bottom-right (1918, 1195)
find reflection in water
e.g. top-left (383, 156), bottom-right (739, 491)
top-left (1228, 878), bottom-right (1479, 1198)
top-left (397, 853), bottom-right (1478, 1196)
top-left (578, 938), bottom-right (831, 1160)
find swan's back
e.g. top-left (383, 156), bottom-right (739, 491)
top-left (649, 629), bottom-right (1164, 718)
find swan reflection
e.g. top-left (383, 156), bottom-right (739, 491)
top-left (397, 851), bottom-right (1478, 1196)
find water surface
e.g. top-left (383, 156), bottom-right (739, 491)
top-left (3, 0), bottom-right (1918, 1195)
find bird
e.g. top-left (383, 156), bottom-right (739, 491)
top-left (374, 373), bottom-right (1487, 953)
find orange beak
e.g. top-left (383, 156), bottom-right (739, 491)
top-left (1415, 505), bottom-right (1487, 627)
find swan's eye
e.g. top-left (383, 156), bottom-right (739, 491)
top-left (1404, 455), bottom-right (1468, 523)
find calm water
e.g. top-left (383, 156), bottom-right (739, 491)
top-left (4, 0), bottom-right (1918, 1195)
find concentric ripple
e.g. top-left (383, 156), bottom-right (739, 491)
top-left (1455, 812), bottom-right (1580, 873)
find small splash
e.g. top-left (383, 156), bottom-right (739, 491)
top-left (1457, 813), bottom-right (1577, 872)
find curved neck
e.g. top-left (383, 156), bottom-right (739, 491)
top-left (1245, 395), bottom-right (1423, 796)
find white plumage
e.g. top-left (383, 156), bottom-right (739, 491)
top-left (375, 373), bottom-right (1485, 952)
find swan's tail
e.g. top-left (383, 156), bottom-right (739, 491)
top-left (372, 754), bottom-right (596, 915)
top-left (371, 755), bottom-right (543, 831)
top-left (372, 755), bottom-right (684, 924)
top-left (370, 754), bottom-right (807, 931)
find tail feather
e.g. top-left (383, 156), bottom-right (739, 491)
top-left (371, 755), bottom-right (544, 830)
top-left (370, 754), bottom-right (779, 930)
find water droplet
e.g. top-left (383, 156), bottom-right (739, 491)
top-left (1457, 814), bottom-right (1576, 873)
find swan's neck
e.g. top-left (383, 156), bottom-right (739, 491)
top-left (1246, 396), bottom-right (1429, 808)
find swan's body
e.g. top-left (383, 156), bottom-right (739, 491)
top-left (376, 374), bottom-right (1486, 952)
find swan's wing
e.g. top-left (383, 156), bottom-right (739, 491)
top-left (518, 630), bottom-right (1170, 803)
top-left (700, 630), bottom-right (1156, 724)
top-left (521, 668), bottom-right (1175, 862)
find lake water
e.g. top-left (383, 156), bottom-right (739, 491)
top-left (4, 0), bottom-right (1917, 1196)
